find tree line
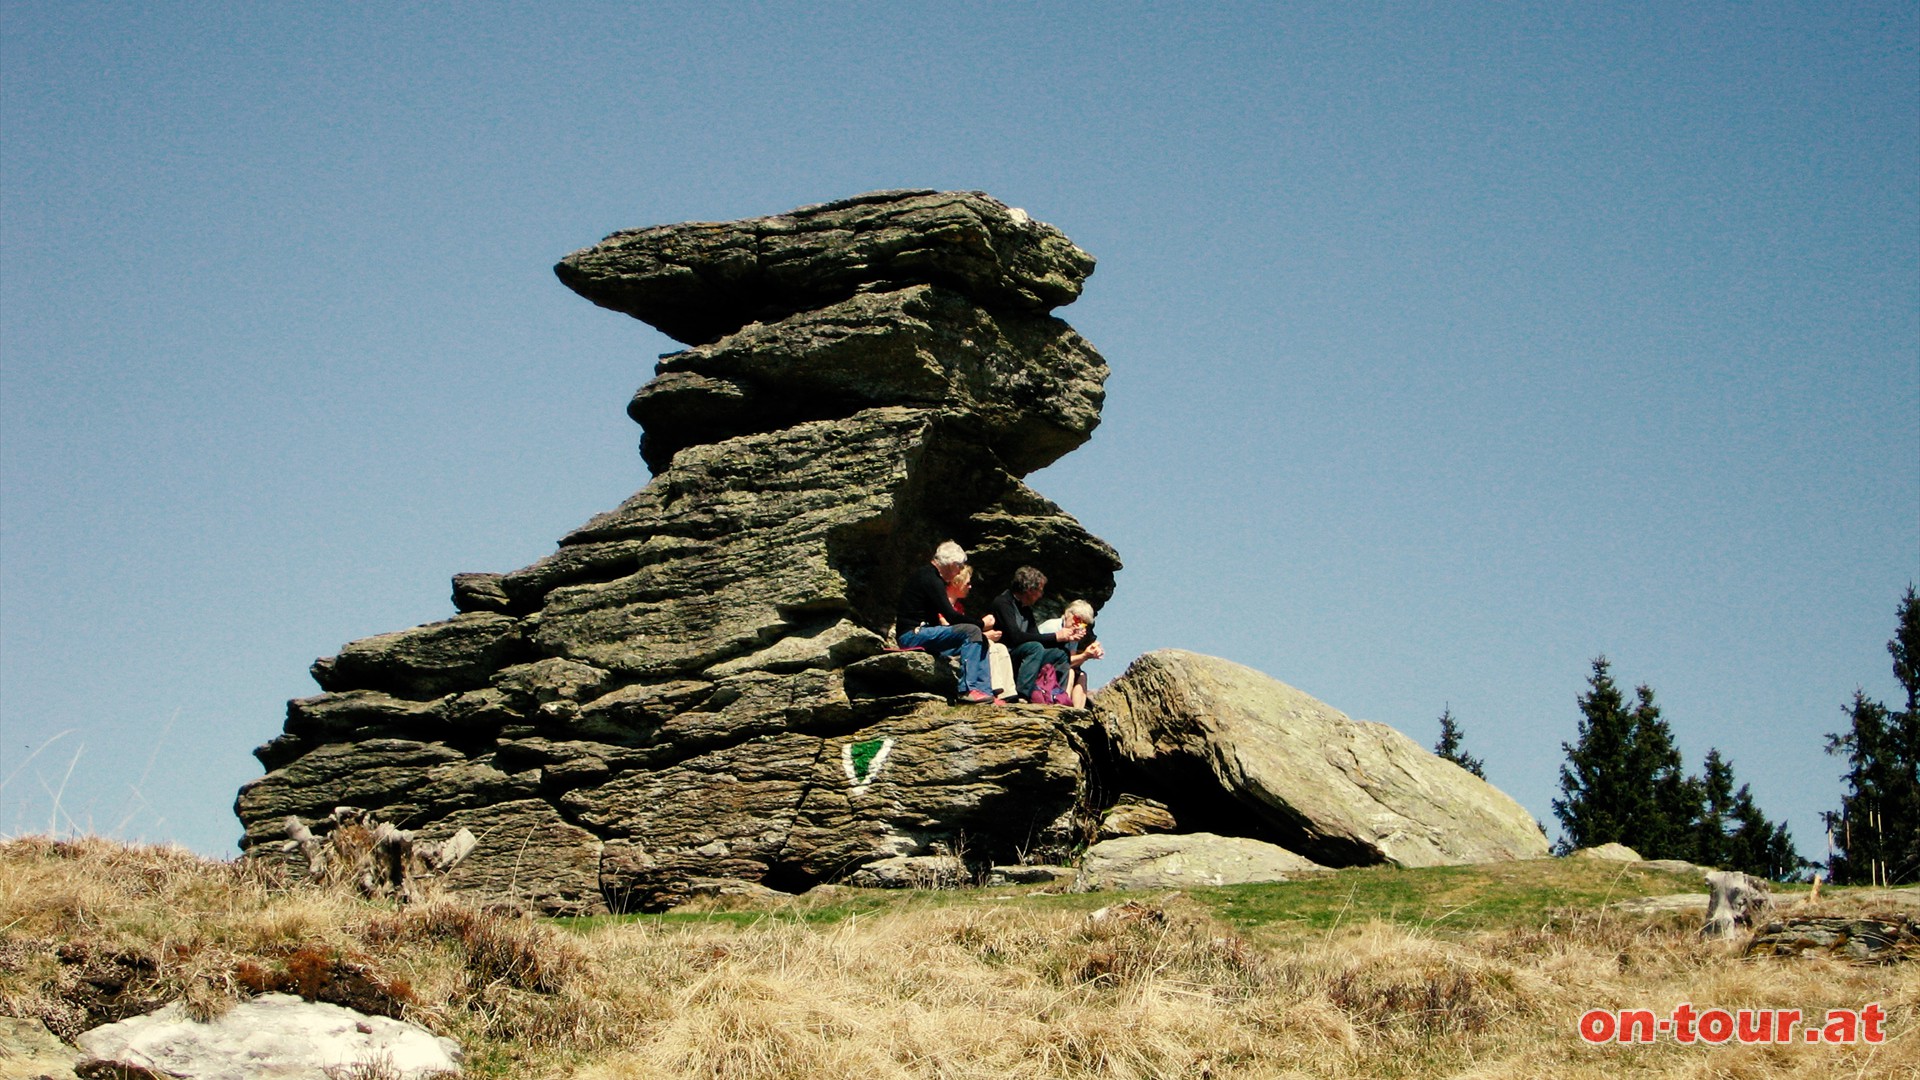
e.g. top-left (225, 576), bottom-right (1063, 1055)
top-left (1432, 586), bottom-right (1918, 884)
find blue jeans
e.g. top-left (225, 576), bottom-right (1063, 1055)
top-left (898, 624), bottom-right (992, 696)
top-left (1008, 640), bottom-right (1070, 699)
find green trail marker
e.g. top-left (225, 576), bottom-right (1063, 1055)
top-left (843, 737), bottom-right (895, 789)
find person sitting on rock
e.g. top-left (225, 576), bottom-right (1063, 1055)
top-left (1038, 599), bottom-right (1105, 708)
top-left (894, 541), bottom-right (997, 704)
top-left (942, 565), bottom-right (1017, 701)
top-left (989, 565), bottom-right (1083, 703)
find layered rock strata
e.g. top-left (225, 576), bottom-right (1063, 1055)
top-left (237, 191), bottom-right (1122, 912)
top-left (1089, 651), bottom-right (1550, 867)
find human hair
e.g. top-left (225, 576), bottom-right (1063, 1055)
top-left (1011, 565), bottom-right (1046, 594)
top-left (950, 565), bottom-right (974, 589)
top-left (1064, 599), bottom-right (1095, 627)
top-left (932, 541), bottom-right (968, 568)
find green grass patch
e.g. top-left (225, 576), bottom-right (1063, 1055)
top-left (557, 881), bottom-right (1119, 933)
top-left (1193, 858), bottom-right (1813, 939)
top-left (556, 857), bottom-right (1784, 941)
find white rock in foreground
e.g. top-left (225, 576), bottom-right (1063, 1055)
top-left (0, 1016), bottom-right (79, 1079)
top-left (75, 993), bottom-right (460, 1080)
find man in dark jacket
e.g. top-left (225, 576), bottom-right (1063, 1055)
top-left (988, 565), bottom-right (1083, 702)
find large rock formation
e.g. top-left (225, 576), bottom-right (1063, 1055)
top-left (237, 191), bottom-right (1122, 912)
top-left (1089, 651), bottom-right (1550, 867)
top-left (237, 190), bottom-right (1553, 911)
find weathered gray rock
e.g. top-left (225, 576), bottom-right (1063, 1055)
top-left (1098, 794), bottom-right (1177, 839)
top-left (555, 189), bottom-right (1095, 344)
top-left (1076, 833), bottom-right (1328, 891)
top-left (492, 409), bottom-right (1117, 674)
top-left (1091, 651), bottom-right (1550, 868)
top-left (1571, 842), bottom-right (1643, 862)
top-left (238, 192), bottom-right (1119, 912)
top-left (843, 853), bottom-right (970, 889)
top-left (843, 650), bottom-right (958, 698)
top-left (671, 877), bottom-right (795, 908)
top-left (1747, 914), bottom-right (1919, 963)
top-left (313, 612), bottom-right (526, 698)
top-left (983, 864), bottom-right (1077, 887)
top-left (629, 284), bottom-right (1106, 473)
top-left (74, 994), bottom-right (460, 1080)
top-left (237, 740), bottom-right (472, 829)
top-left (578, 700), bottom-right (1091, 910)
top-left (432, 800), bottom-right (606, 915)
top-left (0, 1016), bottom-right (78, 1080)
top-left (450, 571), bottom-right (510, 614)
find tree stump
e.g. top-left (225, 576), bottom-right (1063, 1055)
top-left (1702, 869), bottom-right (1772, 938)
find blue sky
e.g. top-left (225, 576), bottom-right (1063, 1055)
top-left (4, 2), bottom-right (1915, 862)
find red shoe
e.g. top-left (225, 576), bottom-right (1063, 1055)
top-left (962, 689), bottom-right (996, 704)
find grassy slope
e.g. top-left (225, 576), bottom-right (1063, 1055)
top-left (2, 838), bottom-right (1912, 1078)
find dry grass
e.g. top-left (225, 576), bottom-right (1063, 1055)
top-left (2, 836), bottom-right (1914, 1078)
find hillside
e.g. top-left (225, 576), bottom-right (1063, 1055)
top-left (1, 837), bottom-right (1912, 1078)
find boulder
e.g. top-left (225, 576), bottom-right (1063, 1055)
top-left (1098, 794), bottom-right (1178, 839)
top-left (74, 994), bottom-right (460, 1080)
top-left (1570, 842), bottom-right (1643, 862)
top-left (1091, 651), bottom-right (1550, 868)
top-left (983, 864), bottom-right (1077, 887)
top-left (449, 571), bottom-right (511, 614)
top-left (1076, 833), bottom-right (1328, 891)
top-left (671, 877), bottom-right (795, 908)
top-left (238, 192), bottom-right (1120, 912)
top-left (554, 189), bottom-right (1095, 344)
top-left (843, 853), bottom-right (970, 889)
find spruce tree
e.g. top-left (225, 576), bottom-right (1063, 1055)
top-left (1553, 656), bottom-right (1699, 858)
top-left (1692, 748), bottom-right (1737, 869)
top-left (1433, 706), bottom-right (1485, 778)
top-left (1826, 586), bottom-right (1920, 885)
top-left (1692, 747), bottom-right (1802, 879)
top-left (1725, 784), bottom-right (1803, 881)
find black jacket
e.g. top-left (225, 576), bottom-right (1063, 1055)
top-left (895, 563), bottom-right (968, 636)
top-left (988, 590), bottom-right (1057, 650)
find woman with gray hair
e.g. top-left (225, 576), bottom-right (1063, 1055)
top-left (893, 541), bottom-right (997, 704)
top-left (1039, 599), bottom-right (1104, 708)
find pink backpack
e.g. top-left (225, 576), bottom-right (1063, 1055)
top-left (1029, 663), bottom-right (1071, 705)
